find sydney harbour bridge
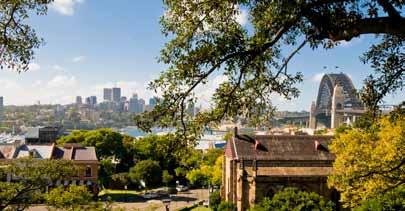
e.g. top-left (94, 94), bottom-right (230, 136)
top-left (308, 73), bottom-right (365, 129)
top-left (273, 73), bottom-right (367, 129)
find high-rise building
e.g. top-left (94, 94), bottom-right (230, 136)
top-left (0, 96), bottom-right (3, 122)
top-left (85, 96), bottom-right (97, 106)
top-left (112, 87), bottom-right (121, 102)
top-left (90, 96), bottom-right (97, 105)
top-left (138, 99), bottom-right (145, 113)
top-left (129, 94), bottom-right (138, 113)
top-left (76, 96), bottom-right (82, 104)
top-left (103, 88), bottom-right (112, 101)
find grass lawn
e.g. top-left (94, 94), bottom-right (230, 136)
top-left (191, 206), bottom-right (211, 211)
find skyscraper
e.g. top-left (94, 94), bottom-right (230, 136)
top-left (129, 94), bottom-right (138, 113)
top-left (103, 88), bottom-right (112, 101)
top-left (90, 96), bottom-right (97, 105)
top-left (112, 87), bottom-right (121, 102)
top-left (76, 96), bottom-right (82, 104)
top-left (0, 96), bottom-right (3, 123)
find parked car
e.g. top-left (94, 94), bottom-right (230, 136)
top-left (176, 185), bottom-right (189, 192)
top-left (142, 192), bottom-right (159, 199)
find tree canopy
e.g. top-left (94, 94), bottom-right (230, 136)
top-left (249, 187), bottom-right (334, 211)
top-left (0, 0), bottom-right (52, 72)
top-left (129, 159), bottom-right (162, 188)
top-left (0, 158), bottom-right (77, 211)
top-left (328, 109), bottom-right (405, 208)
top-left (135, 0), bottom-right (405, 139)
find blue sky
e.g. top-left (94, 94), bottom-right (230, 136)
top-left (0, 0), bottom-right (403, 110)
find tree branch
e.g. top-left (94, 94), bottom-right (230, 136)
top-left (377, 0), bottom-right (401, 19)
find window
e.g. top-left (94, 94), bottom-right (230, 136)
top-left (85, 166), bottom-right (92, 177)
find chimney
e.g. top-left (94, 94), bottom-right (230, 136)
top-left (314, 140), bottom-right (321, 151)
top-left (254, 140), bottom-right (261, 150)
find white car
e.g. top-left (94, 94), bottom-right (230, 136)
top-left (176, 185), bottom-right (189, 192)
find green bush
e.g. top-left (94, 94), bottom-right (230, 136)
top-left (217, 201), bottom-right (236, 211)
top-left (249, 187), bottom-right (334, 211)
top-left (209, 191), bottom-right (221, 210)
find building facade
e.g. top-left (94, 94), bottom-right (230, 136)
top-left (112, 87), bottom-right (121, 102)
top-left (222, 133), bottom-right (338, 211)
top-left (0, 142), bottom-right (99, 193)
top-left (103, 88), bottom-right (113, 101)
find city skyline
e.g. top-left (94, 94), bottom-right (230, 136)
top-left (0, 0), bottom-right (403, 110)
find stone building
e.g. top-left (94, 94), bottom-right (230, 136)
top-left (222, 133), bottom-right (338, 211)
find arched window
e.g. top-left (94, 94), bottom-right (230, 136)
top-left (85, 166), bottom-right (92, 177)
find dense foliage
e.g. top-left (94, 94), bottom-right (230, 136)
top-left (0, 0), bottom-right (53, 72)
top-left (58, 129), bottom-right (136, 172)
top-left (354, 186), bottom-right (405, 211)
top-left (328, 109), bottom-right (405, 208)
top-left (44, 186), bottom-right (93, 211)
top-left (249, 187), bottom-right (334, 211)
top-left (129, 159), bottom-right (162, 188)
top-left (0, 158), bottom-right (77, 211)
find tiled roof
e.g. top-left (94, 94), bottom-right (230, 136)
top-left (15, 144), bottom-right (54, 159)
top-left (226, 134), bottom-right (335, 161)
top-left (54, 145), bottom-right (98, 161)
top-left (0, 145), bottom-right (16, 159)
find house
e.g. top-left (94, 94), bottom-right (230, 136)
top-left (222, 132), bottom-right (338, 211)
top-left (0, 142), bottom-right (99, 193)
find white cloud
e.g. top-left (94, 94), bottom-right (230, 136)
top-left (235, 7), bottom-right (248, 26)
top-left (28, 63), bottom-right (41, 72)
top-left (50, 0), bottom-right (85, 16)
top-left (72, 56), bottom-right (86, 63)
top-left (47, 75), bottom-right (78, 88)
top-left (339, 37), bottom-right (363, 48)
top-left (51, 65), bottom-right (64, 71)
top-left (311, 73), bottom-right (325, 83)
top-left (195, 75), bottom-right (228, 108)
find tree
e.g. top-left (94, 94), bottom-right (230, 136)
top-left (0, 158), bottom-right (77, 211)
top-left (162, 170), bottom-right (173, 187)
top-left (0, 0), bottom-right (53, 72)
top-left (135, 0), bottom-right (405, 139)
top-left (186, 155), bottom-right (223, 187)
top-left (134, 134), bottom-right (189, 172)
top-left (249, 187), bottom-right (334, 211)
top-left (129, 159), bottom-right (162, 188)
top-left (44, 185), bottom-right (93, 211)
top-left (354, 186), bottom-right (405, 211)
top-left (328, 111), bottom-right (405, 208)
top-left (58, 129), bottom-right (135, 172)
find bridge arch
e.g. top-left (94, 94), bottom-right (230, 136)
top-left (315, 73), bottom-right (360, 114)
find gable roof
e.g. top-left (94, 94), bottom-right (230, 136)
top-left (54, 145), bottom-right (98, 161)
top-left (15, 144), bottom-right (55, 159)
top-left (0, 144), bottom-right (17, 159)
top-left (225, 134), bottom-right (335, 161)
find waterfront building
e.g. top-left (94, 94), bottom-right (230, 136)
top-left (25, 126), bottom-right (63, 144)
